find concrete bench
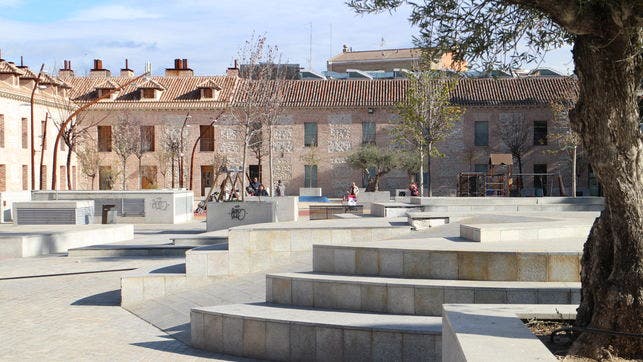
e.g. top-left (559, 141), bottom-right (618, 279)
top-left (406, 212), bottom-right (450, 230)
top-left (13, 200), bottom-right (94, 225)
top-left (309, 204), bottom-right (364, 220)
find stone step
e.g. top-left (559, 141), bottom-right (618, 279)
top-left (191, 303), bottom-right (442, 361)
top-left (460, 221), bottom-right (592, 242)
top-left (170, 229), bottom-right (228, 246)
top-left (265, 272), bottom-right (580, 316)
top-left (313, 238), bottom-right (583, 282)
top-left (67, 244), bottom-right (193, 257)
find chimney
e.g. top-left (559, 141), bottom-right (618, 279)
top-left (120, 58), bottom-right (134, 77)
top-left (226, 59), bottom-right (240, 78)
top-left (59, 60), bottom-right (75, 78)
top-left (165, 57), bottom-right (193, 77)
top-left (89, 58), bottom-right (110, 78)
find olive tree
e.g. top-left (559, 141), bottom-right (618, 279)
top-left (346, 145), bottom-right (396, 191)
top-left (349, 0), bottom-right (642, 357)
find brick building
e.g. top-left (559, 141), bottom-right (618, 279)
top-left (58, 59), bottom-right (588, 197)
top-left (0, 59), bottom-right (76, 193)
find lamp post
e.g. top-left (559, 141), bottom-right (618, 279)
top-left (189, 117), bottom-right (218, 191)
top-left (178, 113), bottom-right (191, 189)
top-left (29, 64), bottom-right (45, 190)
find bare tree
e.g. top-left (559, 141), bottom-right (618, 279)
top-left (497, 113), bottom-right (531, 176)
top-left (159, 120), bottom-right (184, 188)
top-left (74, 135), bottom-right (100, 189)
top-left (550, 99), bottom-right (583, 197)
top-left (112, 114), bottom-right (140, 190)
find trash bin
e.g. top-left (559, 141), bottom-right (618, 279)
top-left (102, 204), bottom-right (117, 224)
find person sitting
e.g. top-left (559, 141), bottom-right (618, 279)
top-left (409, 182), bottom-right (420, 196)
top-left (256, 184), bottom-right (269, 196)
top-left (249, 177), bottom-right (261, 194)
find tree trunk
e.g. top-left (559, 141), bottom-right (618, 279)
top-left (517, 155), bottom-right (524, 192)
top-left (138, 157), bottom-right (142, 190)
top-left (66, 145), bottom-right (73, 190)
top-left (268, 124), bottom-right (274, 196)
top-left (419, 145), bottom-right (424, 197)
top-left (241, 126), bottom-right (249, 201)
top-left (90, 175), bottom-right (95, 190)
top-left (171, 156), bottom-right (175, 189)
top-left (572, 146), bottom-right (577, 198)
top-left (427, 142), bottom-right (432, 197)
top-left (568, 33), bottom-right (642, 359)
top-left (122, 159), bottom-right (127, 190)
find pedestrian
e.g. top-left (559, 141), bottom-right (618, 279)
top-left (275, 180), bottom-right (286, 196)
top-left (409, 182), bottom-right (419, 196)
top-left (349, 182), bottom-right (360, 197)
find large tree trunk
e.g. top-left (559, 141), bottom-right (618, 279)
top-left (568, 33), bottom-right (643, 359)
top-left (572, 146), bottom-right (577, 198)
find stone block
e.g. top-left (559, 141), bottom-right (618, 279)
top-left (164, 275), bottom-right (187, 293)
top-left (334, 248), bottom-right (356, 274)
top-left (229, 252), bottom-right (251, 275)
top-left (316, 327), bottom-right (343, 362)
top-left (458, 253), bottom-right (488, 280)
top-left (250, 251), bottom-right (271, 273)
top-left (387, 286), bottom-right (415, 314)
top-left (444, 288), bottom-right (474, 304)
top-left (290, 324), bottom-right (316, 361)
top-left (186, 253), bottom-right (207, 276)
top-left (312, 229), bottom-right (333, 246)
top-left (404, 251), bottom-right (431, 278)
top-left (271, 277), bottom-right (292, 304)
top-left (379, 249), bottom-right (403, 277)
top-left (313, 247), bottom-right (334, 273)
top-left (571, 290), bottom-right (581, 304)
top-left (243, 319), bottom-right (266, 358)
top-left (203, 313), bottom-right (223, 352)
top-left (344, 329), bottom-right (372, 362)
top-left (269, 251), bottom-right (292, 269)
top-left (351, 228), bottom-right (373, 243)
top-left (372, 331), bottom-right (402, 362)
top-left (143, 276), bottom-right (165, 300)
top-left (487, 253), bottom-right (518, 281)
top-left (403, 334), bottom-right (435, 362)
top-left (190, 311), bottom-right (205, 349)
top-left (538, 290), bottom-right (571, 304)
top-left (507, 289), bottom-right (538, 304)
top-left (292, 279), bottom-right (314, 307)
top-left (333, 283), bottom-right (361, 310)
top-left (474, 288), bottom-right (507, 303)
top-left (229, 230), bottom-right (252, 252)
top-left (415, 287), bottom-right (443, 316)
top-left (356, 249), bottom-right (379, 275)
top-left (222, 316), bottom-right (244, 355)
top-left (314, 281), bottom-right (335, 308)
top-left (330, 229), bottom-right (351, 244)
top-left (269, 231), bottom-right (291, 252)
top-left (121, 277), bottom-right (144, 306)
top-left (517, 254), bottom-right (548, 281)
top-left (206, 251), bottom-right (229, 276)
top-left (265, 321), bottom-right (290, 361)
top-left (291, 229), bottom-right (315, 251)
top-left (361, 284), bottom-right (388, 313)
top-left (548, 254), bottom-right (580, 282)
top-left (429, 252), bottom-right (458, 279)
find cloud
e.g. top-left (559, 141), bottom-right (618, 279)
top-left (68, 5), bottom-right (162, 22)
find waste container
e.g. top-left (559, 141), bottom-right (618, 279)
top-left (102, 204), bottom-right (117, 224)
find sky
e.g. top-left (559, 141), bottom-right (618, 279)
top-left (0, 0), bottom-right (575, 76)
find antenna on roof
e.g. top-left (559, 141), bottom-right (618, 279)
top-left (145, 61), bottom-right (152, 74)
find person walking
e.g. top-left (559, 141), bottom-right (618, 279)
top-left (275, 180), bottom-right (286, 196)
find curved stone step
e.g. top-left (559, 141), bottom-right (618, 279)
top-left (313, 238), bottom-right (583, 282)
top-left (191, 303), bottom-right (442, 361)
top-left (265, 272), bottom-right (580, 316)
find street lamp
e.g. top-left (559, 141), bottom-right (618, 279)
top-left (29, 64), bottom-right (45, 190)
top-left (178, 113), bottom-right (191, 189)
top-left (189, 117), bottom-right (218, 191)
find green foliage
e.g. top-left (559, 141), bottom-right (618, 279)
top-left (346, 145), bottom-right (396, 191)
top-left (397, 150), bottom-right (421, 180)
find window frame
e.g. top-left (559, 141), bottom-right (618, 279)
top-left (97, 125), bottom-right (112, 152)
top-left (362, 121), bottom-right (376, 145)
top-left (140, 125), bottom-right (155, 152)
top-left (304, 164), bottom-right (318, 187)
top-left (199, 125), bottom-right (215, 152)
top-left (533, 120), bottom-right (548, 146)
top-left (304, 122), bottom-right (318, 147)
top-left (474, 121), bottom-right (489, 146)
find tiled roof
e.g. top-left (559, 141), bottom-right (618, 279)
top-left (137, 78), bottom-right (165, 90)
top-left (95, 79), bottom-right (120, 89)
top-left (18, 67), bottom-right (38, 79)
top-left (67, 75), bottom-right (238, 107)
top-left (329, 48), bottom-right (419, 63)
top-left (196, 79), bottom-right (222, 90)
top-left (65, 74), bottom-right (577, 109)
top-left (0, 61), bottom-right (24, 75)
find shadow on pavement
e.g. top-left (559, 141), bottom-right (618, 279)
top-left (72, 289), bottom-right (121, 306)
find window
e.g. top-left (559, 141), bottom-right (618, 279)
top-left (141, 88), bottom-right (155, 99)
top-left (474, 121), bottom-right (489, 146)
top-left (474, 163), bottom-right (488, 173)
top-left (202, 88), bottom-right (213, 99)
top-left (533, 164), bottom-right (547, 196)
top-left (304, 165), bottom-right (318, 187)
top-left (21, 118), bottom-right (28, 149)
top-left (40, 165), bottom-right (47, 190)
top-left (41, 120), bottom-right (47, 150)
top-left (534, 121), bottom-right (548, 145)
top-left (0, 114), bottom-right (4, 148)
top-left (0, 164), bottom-right (5, 192)
top-left (304, 122), bottom-right (318, 147)
top-left (199, 125), bottom-right (214, 152)
top-left (98, 126), bottom-right (112, 152)
top-left (59, 166), bottom-right (66, 190)
top-left (140, 126), bottom-right (155, 152)
top-left (22, 165), bottom-right (28, 190)
top-left (362, 122), bottom-right (376, 145)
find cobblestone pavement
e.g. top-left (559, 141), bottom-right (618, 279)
top-left (0, 256), bottom-right (251, 361)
